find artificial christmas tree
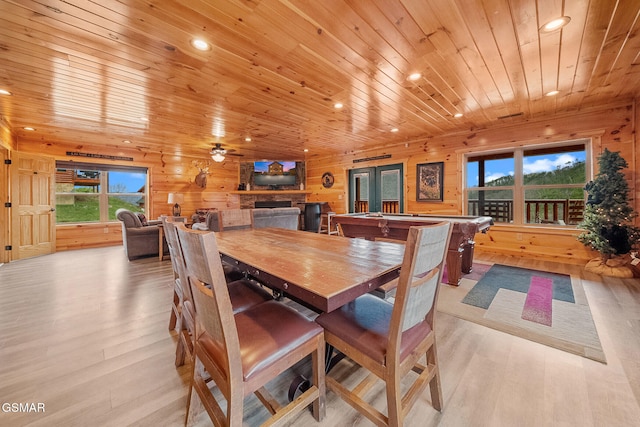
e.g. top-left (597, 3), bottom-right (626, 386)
top-left (578, 149), bottom-right (640, 277)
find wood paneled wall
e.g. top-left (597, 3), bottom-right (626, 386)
top-left (306, 101), bottom-right (638, 265)
top-left (15, 140), bottom-right (242, 251)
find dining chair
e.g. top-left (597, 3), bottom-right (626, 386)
top-left (218, 208), bottom-right (253, 231)
top-left (162, 217), bottom-right (185, 333)
top-left (168, 223), bottom-right (273, 368)
top-left (316, 221), bottom-right (452, 426)
top-left (178, 227), bottom-right (326, 426)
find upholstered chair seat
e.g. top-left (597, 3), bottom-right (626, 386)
top-left (316, 293), bottom-right (432, 365)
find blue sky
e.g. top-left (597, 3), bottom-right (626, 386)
top-left (109, 171), bottom-right (146, 192)
top-left (467, 151), bottom-right (586, 187)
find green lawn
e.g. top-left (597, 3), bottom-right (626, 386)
top-left (56, 196), bottom-right (142, 223)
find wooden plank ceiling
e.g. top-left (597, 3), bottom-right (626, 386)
top-left (0, 0), bottom-right (639, 161)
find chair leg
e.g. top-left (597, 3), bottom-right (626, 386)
top-left (169, 288), bottom-right (181, 331)
top-left (175, 315), bottom-right (189, 367)
top-left (184, 358), bottom-right (197, 426)
top-left (386, 376), bottom-right (403, 427)
top-left (427, 344), bottom-right (443, 411)
top-left (175, 334), bottom-right (186, 367)
top-left (312, 335), bottom-right (326, 421)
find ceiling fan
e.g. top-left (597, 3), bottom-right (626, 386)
top-left (209, 143), bottom-right (242, 162)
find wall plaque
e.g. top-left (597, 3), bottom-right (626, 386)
top-left (66, 151), bottom-right (133, 161)
top-left (353, 154), bottom-right (391, 163)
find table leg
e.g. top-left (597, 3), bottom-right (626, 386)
top-left (445, 247), bottom-right (464, 286)
top-left (461, 240), bottom-right (475, 273)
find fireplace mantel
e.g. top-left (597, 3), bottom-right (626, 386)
top-left (232, 190), bottom-right (309, 209)
top-left (230, 190), bottom-right (311, 195)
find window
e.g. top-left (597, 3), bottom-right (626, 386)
top-left (465, 140), bottom-right (588, 226)
top-left (55, 162), bottom-right (148, 223)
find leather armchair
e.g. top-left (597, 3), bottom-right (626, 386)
top-left (116, 208), bottom-right (162, 260)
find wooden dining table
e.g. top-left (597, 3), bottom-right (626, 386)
top-left (213, 228), bottom-right (405, 313)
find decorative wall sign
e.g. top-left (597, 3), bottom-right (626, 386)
top-left (66, 151), bottom-right (133, 161)
top-left (353, 154), bottom-right (391, 163)
top-left (416, 162), bottom-right (444, 202)
top-left (322, 172), bottom-right (334, 188)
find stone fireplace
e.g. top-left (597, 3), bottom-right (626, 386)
top-left (237, 193), bottom-right (307, 210)
top-left (254, 200), bottom-right (292, 208)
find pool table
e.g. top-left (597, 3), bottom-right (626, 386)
top-left (332, 213), bottom-right (493, 286)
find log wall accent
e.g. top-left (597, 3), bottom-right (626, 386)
top-left (306, 102), bottom-right (638, 265)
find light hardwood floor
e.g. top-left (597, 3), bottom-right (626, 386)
top-left (0, 246), bottom-right (639, 426)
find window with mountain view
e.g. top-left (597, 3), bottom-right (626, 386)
top-left (465, 140), bottom-right (588, 226)
top-left (55, 162), bottom-right (147, 223)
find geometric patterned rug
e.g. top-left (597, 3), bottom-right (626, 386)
top-left (438, 263), bottom-right (606, 363)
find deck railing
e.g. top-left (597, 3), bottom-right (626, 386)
top-left (354, 200), bottom-right (400, 214)
top-left (468, 199), bottom-right (585, 225)
top-left (55, 170), bottom-right (101, 189)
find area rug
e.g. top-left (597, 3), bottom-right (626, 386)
top-left (437, 263), bottom-right (606, 363)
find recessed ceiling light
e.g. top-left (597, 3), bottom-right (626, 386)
top-left (454, 113), bottom-right (463, 118)
top-left (123, 139), bottom-right (132, 144)
top-left (334, 102), bottom-right (343, 109)
top-left (23, 127), bottom-right (35, 131)
top-left (245, 137), bottom-right (252, 142)
top-left (540, 16), bottom-right (571, 33)
top-left (390, 128), bottom-right (399, 133)
top-left (407, 72), bottom-right (422, 81)
top-left (304, 148), bottom-right (309, 152)
top-left (0, 89), bottom-right (12, 95)
top-left (191, 38), bottom-right (211, 51)
top-left (545, 90), bottom-right (560, 96)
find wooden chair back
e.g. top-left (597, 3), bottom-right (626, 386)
top-left (219, 209), bottom-right (253, 231)
top-left (389, 222), bottom-right (451, 361)
top-left (164, 221), bottom-right (197, 366)
top-left (164, 221), bottom-right (191, 302)
top-left (162, 218), bottom-right (181, 331)
top-left (175, 227), bottom-right (241, 387)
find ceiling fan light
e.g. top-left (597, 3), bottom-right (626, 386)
top-left (212, 153), bottom-right (225, 162)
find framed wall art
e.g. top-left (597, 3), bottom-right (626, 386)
top-left (416, 162), bottom-right (444, 202)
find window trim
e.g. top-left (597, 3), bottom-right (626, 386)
top-left (55, 162), bottom-right (149, 224)
top-left (463, 138), bottom-right (592, 227)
